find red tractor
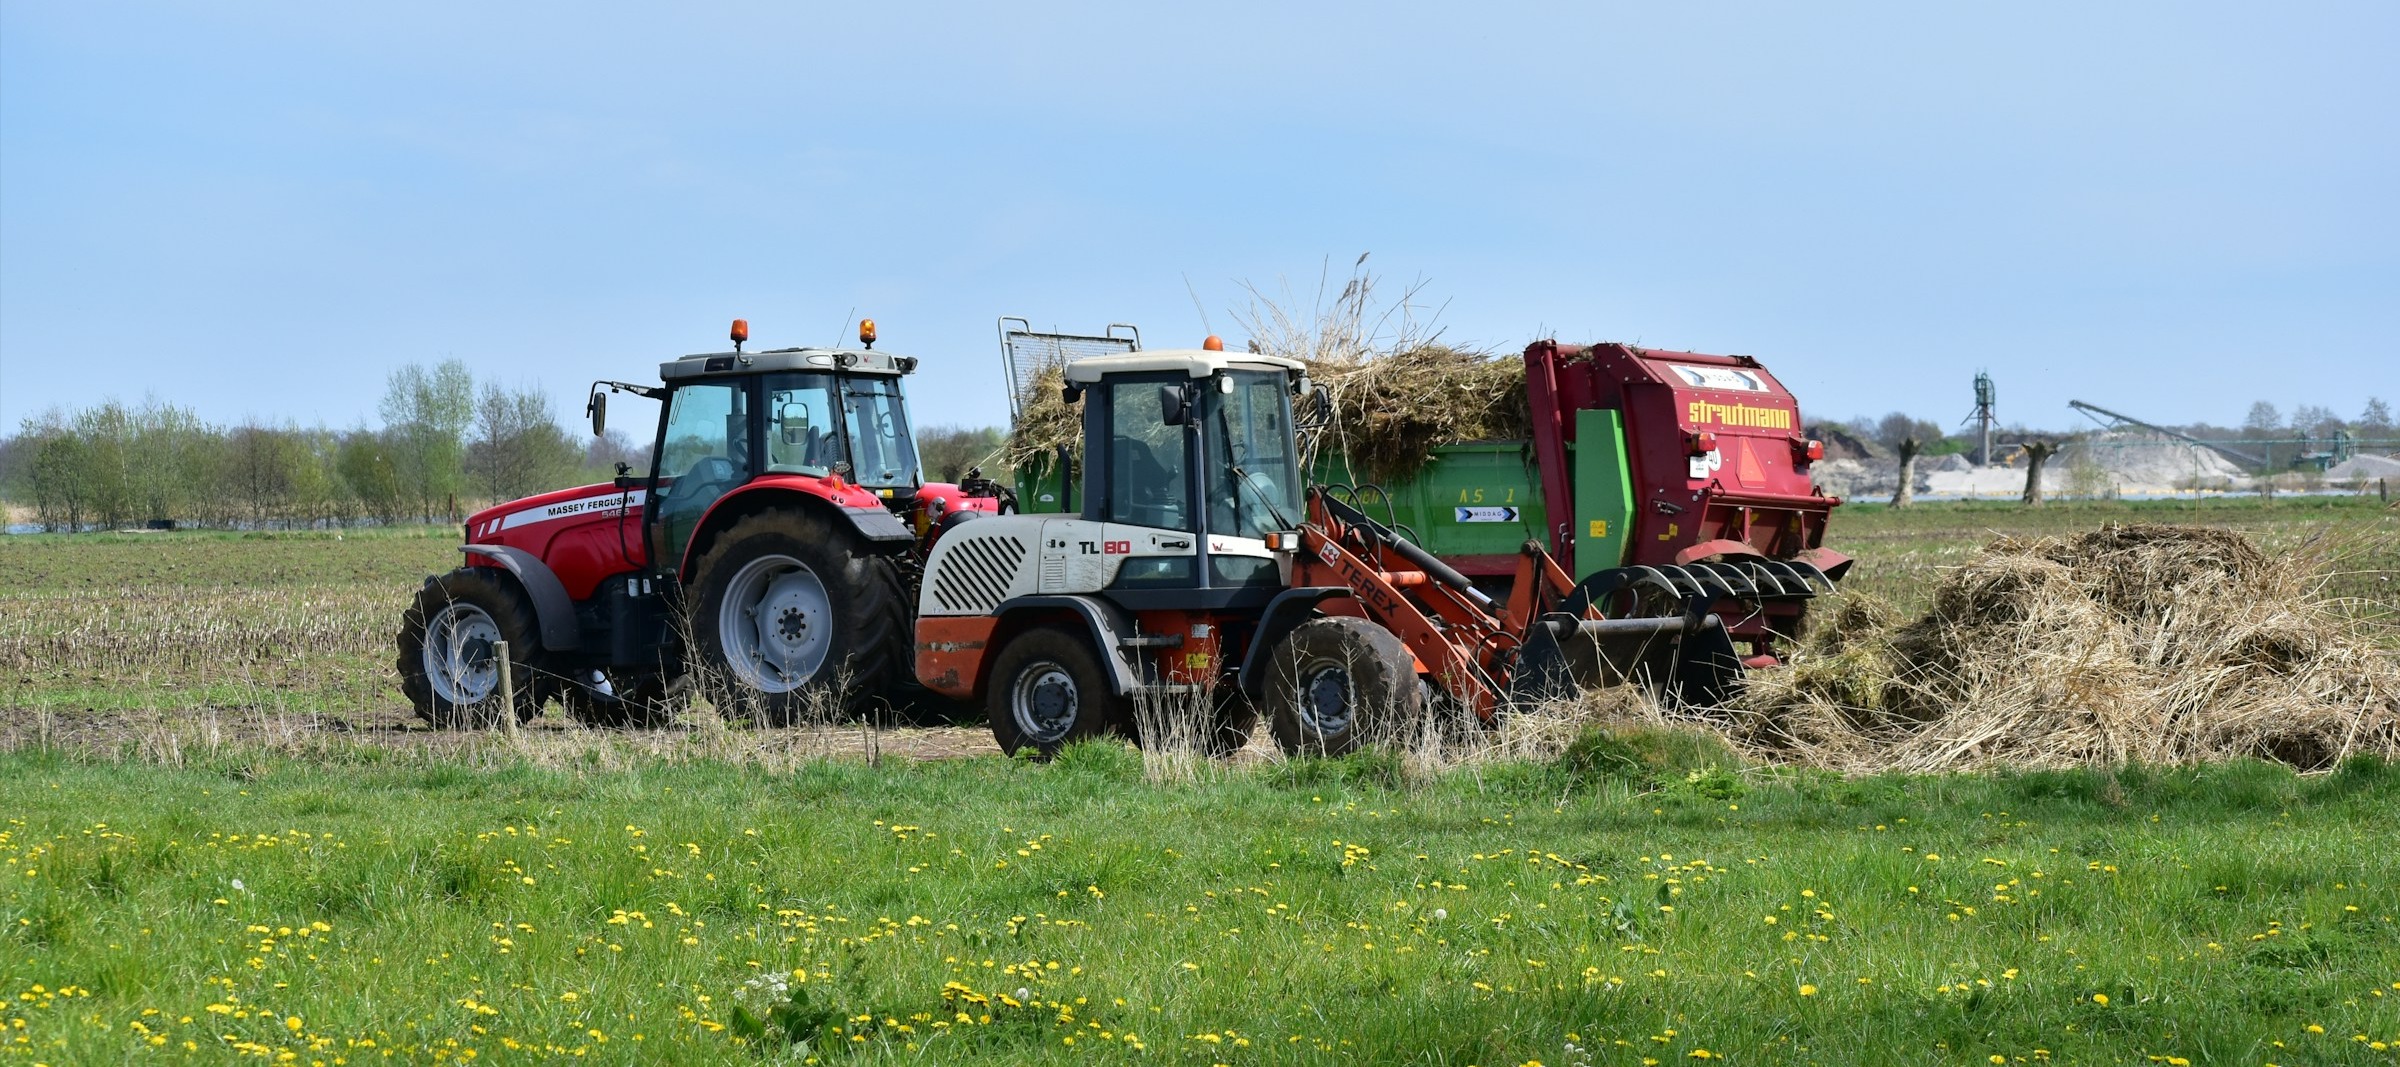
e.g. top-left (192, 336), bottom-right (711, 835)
top-left (397, 320), bottom-right (1009, 728)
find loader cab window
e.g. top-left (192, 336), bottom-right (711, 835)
top-left (1101, 376), bottom-right (1193, 530)
top-left (1207, 370), bottom-right (1300, 538)
top-left (763, 374), bottom-right (844, 477)
top-left (840, 376), bottom-right (922, 489)
top-left (650, 380), bottom-right (749, 568)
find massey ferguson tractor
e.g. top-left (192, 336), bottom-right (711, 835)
top-left (916, 338), bottom-right (1850, 757)
top-left (396, 320), bottom-right (1009, 728)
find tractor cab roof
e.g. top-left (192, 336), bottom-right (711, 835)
top-left (660, 346), bottom-right (918, 381)
top-left (1063, 348), bottom-right (1305, 383)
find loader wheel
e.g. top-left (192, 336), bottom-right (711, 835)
top-left (986, 628), bottom-right (1127, 759)
top-left (397, 568), bottom-right (551, 729)
top-left (1206, 686), bottom-right (1260, 758)
top-left (1264, 616), bottom-right (1422, 758)
top-left (691, 510), bottom-right (908, 724)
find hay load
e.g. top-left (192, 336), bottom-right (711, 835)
top-left (1006, 344), bottom-right (1531, 483)
top-left (1734, 524), bottom-right (2400, 772)
top-left (1306, 345), bottom-right (1529, 482)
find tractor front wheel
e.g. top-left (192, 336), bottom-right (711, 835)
top-left (1262, 616), bottom-right (1422, 757)
top-left (397, 568), bottom-right (551, 728)
top-left (690, 510), bottom-right (908, 723)
top-left (985, 628), bottom-right (1127, 759)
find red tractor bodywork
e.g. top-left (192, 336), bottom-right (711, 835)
top-left (460, 470), bottom-right (996, 598)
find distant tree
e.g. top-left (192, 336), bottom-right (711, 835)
top-left (125, 401), bottom-right (214, 524)
top-left (466, 382), bottom-right (581, 502)
top-left (2362, 397), bottom-right (2394, 437)
top-left (1872, 413), bottom-right (1944, 452)
top-left (0, 433), bottom-right (31, 503)
top-left (2242, 401), bottom-right (2282, 439)
top-left (21, 411), bottom-right (87, 531)
top-left (1892, 436), bottom-right (1921, 508)
top-left (225, 425), bottom-right (313, 527)
top-left (380, 361), bottom-right (476, 522)
top-left (2289, 404), bottom-right (2341, 438)
top-left (583, 428), bottom-right (649, 478)
top-left (337, 430), bottom-right (406, 525)
top-left (67, 402), bottom-right (138, 528)
top-left (2021, 440), bottom-right (2059, 507)
top-left (916, 424), bottom-right (1008, 482)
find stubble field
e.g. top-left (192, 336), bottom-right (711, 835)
top-left (2, 495), bottom-right (2396, 1065)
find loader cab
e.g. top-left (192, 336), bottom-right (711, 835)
top-left (1064, 349), bottom-right (1308, 590)
top-left (644, 345), bottom-right (925, 570)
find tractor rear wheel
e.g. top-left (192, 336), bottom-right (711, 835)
top-left (690, 510), bottom-right (908, 724)
top-left (1263, 616), bottom-right (1422, 757)
top-left (397, 568), bottom-right (552, 728)
top-left (985, 627), bottom-right (1127, 758)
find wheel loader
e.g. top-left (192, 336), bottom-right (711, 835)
top-left (921, 336), bottom-right (1850, 756)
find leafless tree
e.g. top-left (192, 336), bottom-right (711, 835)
top-left (1892, 436), bottom-right (1920, 507)
top-left (2021, 440), bottom-right (2059, 506)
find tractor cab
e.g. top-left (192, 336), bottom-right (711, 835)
top-left (633, 336), bottom-right (928, 571)
top-left (1055, 346), bottom-right (1309, 598)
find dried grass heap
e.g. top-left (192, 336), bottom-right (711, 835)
top-left (1306, 345), bottom-right (1528, 482)
top-left (1005, 345), bottom-right (1529, 482)
top-left (1005, 365), bottom-right (1082, 470)
top-left (1734, 524), bottom-right (2400, 772)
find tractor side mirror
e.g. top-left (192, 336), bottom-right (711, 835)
top-left (585, 391), bottom-right (607, 437)
top-left (1159, 384), bottom-right (1189, 427)
top-left (778, 403), bottom-right (812, 445)
top-left (1298, 384), bottom-right (1333, 430)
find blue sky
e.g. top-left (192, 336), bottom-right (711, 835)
top-left (2, 1), bottom-right (2393, 438)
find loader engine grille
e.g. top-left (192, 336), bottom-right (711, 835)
top-left (932, 534), bottom-right (1028, 613)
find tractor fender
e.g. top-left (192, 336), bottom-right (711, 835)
top-left (678, 484), bottom-right (916, 579)
top-left (992, 594), bottom-right (1142, 697)
top-left (1236, 587), bottom-right (1353, 702)
top-left (459, 544), bottom-right (581, 652)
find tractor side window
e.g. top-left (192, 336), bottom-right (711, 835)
top-left (764, 374), bottom-right (843, 477)
top-left (841, 378), bottom-right (922, 488)
top-left (1104, 379), bottom-right (1191, 530)
top-left (651, 381), bottom-right (747, 567)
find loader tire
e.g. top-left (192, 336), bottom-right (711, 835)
top-left (985, 627), bottom-right (1128, 759)
top-left (397, 567), bottom-right (553, 729)
top-left (690, 510), bottom-right (908, 724)
top-left (1263, 616), bottom-right (1422, 758)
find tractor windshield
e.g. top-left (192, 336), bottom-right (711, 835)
top-left (1206, 370), bottom-right (1300, 538)
top-left (761, 372), bottom-right (921, 489)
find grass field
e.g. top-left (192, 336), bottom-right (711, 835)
top-left (5, 747), bottom-right (2397, 1065)
top-left (1, 497), bottom-right (2396, 1064)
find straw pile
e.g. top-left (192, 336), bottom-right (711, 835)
top-left (1306, 345), bottom-right (1529, 482)
top-left (1005, 345), bottom-right (1529, 483)
top-left (1732, 524), bottom-right (2400, 772)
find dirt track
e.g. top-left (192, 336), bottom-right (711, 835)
top-left (1, 703), bottom-right (1009, 762)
